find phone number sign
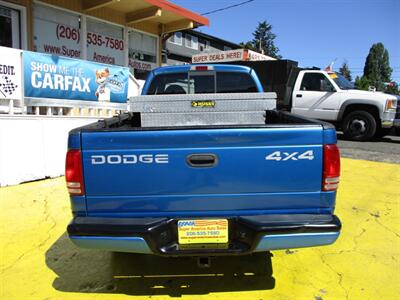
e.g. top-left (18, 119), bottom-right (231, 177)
top-left (87, 31), bottom-right (125, 66)
top-left (87, 19), bottom-right (125, 66)
top-left (53, 24), bottom-right (125, 65)
top-left (34, 6), bottom-right (125, 66)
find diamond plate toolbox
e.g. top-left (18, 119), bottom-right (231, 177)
top-left (129, 93), bottom-right (277, 127)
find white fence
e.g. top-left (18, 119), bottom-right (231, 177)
top-left (0, 78), bottom-right (142, 186)
top-left (0, 115), bottom-right (100, 186)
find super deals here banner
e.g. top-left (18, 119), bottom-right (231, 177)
top-left (23, 51), bottom-right (129, 103)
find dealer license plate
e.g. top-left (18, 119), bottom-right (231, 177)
top-left (177, 219), bottom-right (228, 244)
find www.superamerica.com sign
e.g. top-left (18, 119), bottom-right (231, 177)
top-left (23, 51), bottom-right (129, 103)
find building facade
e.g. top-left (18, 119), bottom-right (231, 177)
top-left (165, 29), bottom-right (241, 65)
top-left (0, 0), bottom-right (208, 79)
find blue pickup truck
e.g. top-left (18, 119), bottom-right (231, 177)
top-left (66, 64), bottom-right (341, 257)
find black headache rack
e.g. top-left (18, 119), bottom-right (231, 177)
top-left (212, 60), bottom-right (320, 110)
top-left (67, 214), bottom-right (341, 256)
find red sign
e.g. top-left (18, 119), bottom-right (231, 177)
top-left (192, 49), bottom-right (275, 63)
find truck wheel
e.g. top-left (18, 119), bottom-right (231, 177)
top-left (342, 110), bottom-right (377, 141)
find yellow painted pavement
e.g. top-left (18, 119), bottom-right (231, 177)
top-left (1, 158), bottom-right (399, 300)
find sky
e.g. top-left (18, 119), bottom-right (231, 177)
top-left (172, 0), bottom-right (400, 81)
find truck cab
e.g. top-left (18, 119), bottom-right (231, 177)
top-left (291, 70), bottom-right (349, 120)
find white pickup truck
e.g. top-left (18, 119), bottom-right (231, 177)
top-left (215, 59), bottom-right (400, 141)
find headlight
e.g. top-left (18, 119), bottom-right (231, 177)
top-left (385, 99), bottom-right (397, 112)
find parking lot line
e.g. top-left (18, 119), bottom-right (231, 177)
top-left (1, 158), bottom-right (399, 300)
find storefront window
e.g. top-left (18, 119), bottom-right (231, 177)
top-left (33, 4), bottom-right (81, 58)
top-left (31, 4), bottom-right (159, 77)
top-left (128, 31), bottom-right (157, 80)
top-left (86, 18), bottom-right (125, 66)
top-left (0, 5), bottom-right (20, 49)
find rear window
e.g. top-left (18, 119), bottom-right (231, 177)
top-left (146, 71), bottom-right (258, 95)
top-left (190, 74), bottom-right (215, 93)
top-left (147, 73), bottom-right (188, 95)
top-left (217, 72), bottom-right (258, 93)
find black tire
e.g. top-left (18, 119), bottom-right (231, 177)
top-left (375, 127), bottom-right (391, 139)
top-left (342, 110), bottom-right (377, 141)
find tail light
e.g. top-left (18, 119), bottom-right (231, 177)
top-left (65, 149), bottom-right (85, 196)
top-left (322, 144), bottom-right (340, 191)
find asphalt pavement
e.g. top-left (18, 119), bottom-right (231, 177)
top-left (337, 133), bottom-right (400, 164)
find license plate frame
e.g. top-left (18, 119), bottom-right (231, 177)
top-left (177, 219), bottom-right (228, 244)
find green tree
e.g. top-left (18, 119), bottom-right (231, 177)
top-left (363, 42), bottom-right (392, 91)
top-left (339, 60), bottom-right (352, 81)
top-left (239, 41), bottom-right (256, 51)
top-left (252, 21), bottom-right (281, 59)
top-left (354, 76), bottom-right (370, 90)
top-left (241, 21), bottom-right (281, 59)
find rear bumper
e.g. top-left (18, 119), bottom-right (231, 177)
top-left (67, 214), bottom-right (341, 256)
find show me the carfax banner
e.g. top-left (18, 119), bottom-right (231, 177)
top-left (23, 51), bottom-right (129, 103)
top-left (0, 46), bottom-right (23, 101)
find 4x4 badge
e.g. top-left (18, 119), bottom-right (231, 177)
top-left (265, 150), bottom-right (314, 161)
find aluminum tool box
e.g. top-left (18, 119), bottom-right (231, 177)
top-left (129, 93), bottom-right (277, 127)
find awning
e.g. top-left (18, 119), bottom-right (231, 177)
top-left (82, 0), bottom-right (209, 35)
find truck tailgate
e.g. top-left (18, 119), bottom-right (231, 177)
top-left (81, 127), bottom-right (326, 216)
